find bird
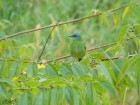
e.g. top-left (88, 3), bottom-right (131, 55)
top-left (69, 33), bottom-right (86, 61)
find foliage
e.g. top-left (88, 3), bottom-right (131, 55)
top-left (0, 0), bottom-right (140, 105)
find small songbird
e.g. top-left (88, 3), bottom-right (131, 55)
top-left (69, 33), bottom-right (86, 61)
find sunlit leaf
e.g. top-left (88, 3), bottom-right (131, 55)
top-left (12, 76), bottom-right (18, 81)
top-left (113, 12), bottom-right (120, 26)
top-left (122, 6), bottom-right (130, 20)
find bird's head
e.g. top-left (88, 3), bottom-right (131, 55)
top-left (69, 33), bottom-right (81, 39)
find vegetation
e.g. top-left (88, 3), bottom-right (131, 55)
top-left (0, 0), bottom-right (140, 105)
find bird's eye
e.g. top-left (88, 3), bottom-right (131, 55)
top-left (73, 35), bottom-right (77, 37)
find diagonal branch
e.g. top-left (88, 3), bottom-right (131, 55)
top-left (38, 15), bottom-right (64, 62)
top-left (0, 42), bottom-right (117, 64)
top-left (0, 4), bottom-right (129, 41)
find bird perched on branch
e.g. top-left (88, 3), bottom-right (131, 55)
top-left (69, 33), bottom-right (86, 61)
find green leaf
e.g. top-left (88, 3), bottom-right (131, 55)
top-left (121, 54), bottom-right (140, 74)
top-left (0, 60), bottom-right (6, 77)
top-left (46, 90), bottom-right (51, 105)
top-left (32, 62), bottom-right (38, 76)
top-left (0, 0), bottom-right (3, 8)
top-left (116, 55), bottom-right (140, 86)
top-left (113, 12), bottom-right (120, 26)
top-left (16, 91), bottom-right (34, 105)
top-left (0, 78), bottom-right (15, 87)
top-left (28, 91), bottom-right (35, 105)
top-left (133, 35), bottom-right (140, 47)
top-left (52, 79), bottom-right (66, 87)
top-left (26, 62), bottom-right (38, 78)
top-left (51, 88), bottom-right (58, 105)
top-left (64, 87), bottom-right (74, 105)
top-left (73, 88), bottom-right (80, 105)
top-left (24, 80), bottom-right (39, 88)
top-left (92, 82), bottom-right (104, 94)
top-left (105, 43), bottom-right (121, 53)
top-left (0, 30), bottom-right (5, 38)
top-left (135, 24), bottom-right (140, 33)
top-left (99, 14), bottom-right (109, 26)
top-left (83, 10), bottom-right (94, 28)
top-left (45, 64), bottom-right (58, 77)
top-left (86, 83), bottom-right (93, 105)
top-left (99, 80), bottom-right (115, 96)
top-left (8, 62), bottom-right (18, 78)
top-left (19, 61), bottom-right (28, 74)
top-left (135, 58), bottom-right (140, 99)
top-left (122, 6), bottom-right (130, 20)
top-left (0, 84), bottom-right (8, 98)
top-left (34, 90), bottom-right (51, 105)
top-left (39, 77), bottom-right (58, 87)
top-left (72, 63), bottom-right (87, 76)
top-left (97, 62), bottom-right (112, 83)
top-left (17, 91), bottom-right (28, 105)
top-left (79, 75), bottom-right (92, 81)
top-left (34, 91), bottom-right (43, 105)
top-left (61, 63), bottom-right (73, 77)
top-left (0, 19), bottom-right (11, 29)
top-left (117, 25), bottom-right (128, 41)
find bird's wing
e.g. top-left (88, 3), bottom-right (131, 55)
top-left (84, 42), bottom-right (86, 50)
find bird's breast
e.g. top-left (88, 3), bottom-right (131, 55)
top-left (70, 41), bottom-right (85, 58)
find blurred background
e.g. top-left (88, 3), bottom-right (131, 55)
top-left (0, 0), bottom-right (137, 61)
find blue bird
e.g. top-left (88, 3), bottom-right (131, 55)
top-left (69, 33), bottom-right (86, 61)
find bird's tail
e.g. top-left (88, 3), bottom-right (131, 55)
top-left (78, 58), bottom-right (82, 62)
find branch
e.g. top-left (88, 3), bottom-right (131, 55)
top-left (45, 42), bottom-right (117, 63)
top-left (1, 33), bottom-right (139, 64)
top-left (0, 41), bottom-right (118, 63)
top-left (0, 57), bottom-right (34, 63)
top-left (0, 4), bottom-right (129, 41)
top-left (0, 42), bottom-right (116, 64)
top-left (101, 54), bottom-right (135, 61)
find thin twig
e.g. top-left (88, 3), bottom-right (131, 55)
top-left (101, 54), bottom-right (135, 61)
top-left (0, 58), bottom-right (33, 63)
top-left (0, 4), bottom-right (130, 41)
top-left (38, 15), bottom-right (64, 62)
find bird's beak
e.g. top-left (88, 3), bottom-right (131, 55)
top-left (69, 35), bottom-right (73, 38)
